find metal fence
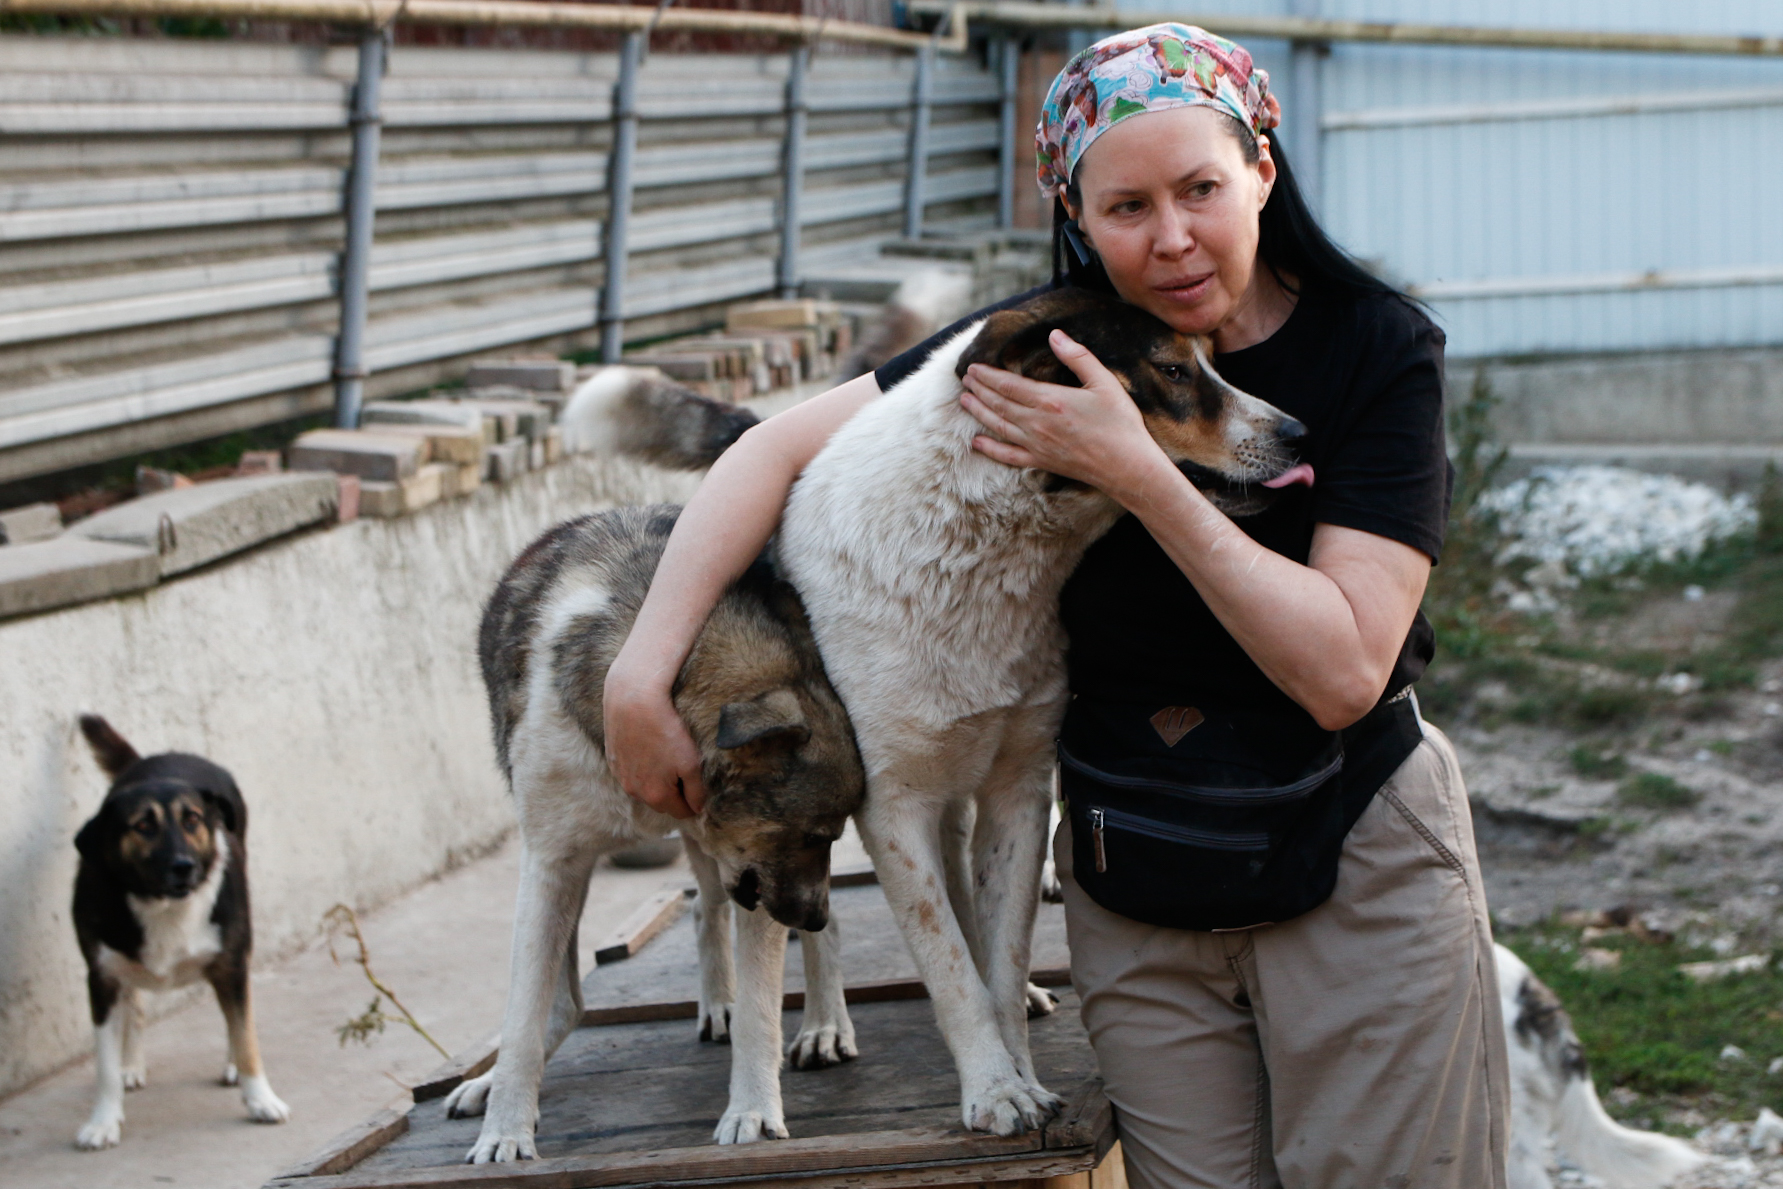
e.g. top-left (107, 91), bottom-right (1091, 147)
top-left (0, 26), bottom-right (1008, 483)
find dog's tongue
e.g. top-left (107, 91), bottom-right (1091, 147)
top-left (1262, 463), bottom-right (1315, 490)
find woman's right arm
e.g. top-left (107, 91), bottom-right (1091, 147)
top-left (602, 371), bottom-right (883, 819)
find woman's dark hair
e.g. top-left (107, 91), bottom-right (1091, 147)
top-left (1052, 113), bottom-right (1403, 302)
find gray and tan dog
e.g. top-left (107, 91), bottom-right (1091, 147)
top-left (448, 505), bottom-right (865, 1162)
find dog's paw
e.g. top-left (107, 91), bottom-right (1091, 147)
top-left (444, 1073), bottom-right (493, 1118)
top-left (76, 1108), bottom-right (124, 1150)
top-left (714, 1107), bottom-right (789, 1144)
top-left (465, 1122), bottom-right (537, 1163)
top-left (698, 1002), bottom-right (733, 1044)
top-left (1040, 862), bottom-right (1064, 904)
top-left (1024, 983), bottom-right (1060, 1018)
top-left (241, 1075), bottom-right (290, 1124)
top-left (121, 1067), bottom-right (147, 1091)
top-left (961, 1076), bottom-right (1059, 1136)
top-left (788, 1022), bottom-right (858, 1070)
top-left (220, 1062), bottom-right (238, 1086)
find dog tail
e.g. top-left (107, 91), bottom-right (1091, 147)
top-left (560, 366), bottom-right (756, 470)
top-left (1555, 1072), bottom-right (1705, 1189)
top-left (79, 715), bottom-right (141, 778)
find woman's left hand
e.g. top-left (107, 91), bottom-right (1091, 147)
top-left (960, 329), bottom-right (1164, 495)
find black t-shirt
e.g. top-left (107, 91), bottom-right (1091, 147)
top-left (875, 279), bottom-right (1452, 727)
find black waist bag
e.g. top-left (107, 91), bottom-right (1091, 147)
top-left (1060, 696), bottom-right (1417, 932)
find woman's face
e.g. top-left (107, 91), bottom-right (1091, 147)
top-left (1066, 105), bottom-right (1276, 336)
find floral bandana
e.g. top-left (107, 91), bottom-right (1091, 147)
top-left (1036, 23), bottom-right (1281, 198)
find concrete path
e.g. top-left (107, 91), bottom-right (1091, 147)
top-left (0, 838), bottom-right (694, 1189)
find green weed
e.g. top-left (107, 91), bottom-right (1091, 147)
top-left (1618, 772), bottom-right (1700, 811)
top-left (1569, 747), bottom-right (1629, 780)
top-left (1501, 922), bottom-right (1783, 1124)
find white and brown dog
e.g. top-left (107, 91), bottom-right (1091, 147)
top-left (776, 288), bottom-right (1308, 1135)
top-left (1496, 944), bottom-right (1705, 1189)
top-left (70, 715), bottom-right (288, 1149)
top-left (446, 506), bottom-right (865, 1161)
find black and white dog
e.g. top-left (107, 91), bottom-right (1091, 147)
top-left (70, 715), bottom-right (288, 1149)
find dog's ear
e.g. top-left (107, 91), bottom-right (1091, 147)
top-left (74, 803), bottom-right (114, 861)
top-left (79, 715), bottom-right (140, 780)
top-left (954, 309), bottom-right (1062, 382)
top-left (200, 787), bottom-right (241, 836)
top-left (716, 688), bottom-right (809, 751)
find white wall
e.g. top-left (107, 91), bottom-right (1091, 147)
top-left (0, 454), bottom-right (703, 1098)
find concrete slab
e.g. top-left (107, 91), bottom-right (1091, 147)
top-left (66, 474), bottom-right (339, 578)
top-left (464, 360), bottom-right (573, 393)
top-left (0, 501), bottom-right (63, 546)
top-left (0, 537), bottom-right (158, 618)
top-left (288, 431), bottom-right (425, 483)
top-left (0, 837), bottom-right (694, 1189)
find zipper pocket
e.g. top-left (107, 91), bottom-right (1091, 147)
top-left (1061, 745), bottom-right (1341, 806)
top-left (1089, 804), bottom-right (1272, 857)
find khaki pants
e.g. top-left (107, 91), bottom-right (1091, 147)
top-left (1056, 724), bottom-right (1508, 1189)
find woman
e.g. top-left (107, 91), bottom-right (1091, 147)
top-left (605, 24), bottom-right (1507, 1189)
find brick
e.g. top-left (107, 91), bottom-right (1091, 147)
top-left (621, 352), bottom-right (719, 382)
top-left (335, 475), bottom-right (361, 524)
top-left (357, 481), bottom-right (404, 518)
top-left (362, 399), bottom-right (491, 443)
top-left (363, 423), bottom-right (483, 466)
top-left (414, 463), bottom-right (452, 508)
top-left (464, 359), bottom-right (574, 393)
top-left (439, 459), bottom-right (483, 498)
top-left (236, 450), bottom-right (282, 476)
top-left (455, 399), bottom-right (551, 445)
top-left (68, 472), bottom-right (340, 578)
top-left (0, 502), bottom-right (62, 546)
top-left (726, 298), bottom-right (838, 332)
top-left (485, 439), bottom-right (527, 484)
top-left (0, 537), bottom-right (158, 619)
top-left (543, 426), bottom-right (563, 466)
top-left (288, 429), bottom-right (425, 483)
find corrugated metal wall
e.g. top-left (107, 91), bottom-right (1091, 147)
top-left (0, 34), bottom-right (1001, 483)
top-left (1208, 0), bottom-right (1783, 358)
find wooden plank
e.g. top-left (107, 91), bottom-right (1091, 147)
top-left (276, 1105), bottom-right (412, 1178)
top-left (1040, 1079), bottom-right (1112, 1157)
top-left (830, 865), bottom-right (879, 888)
top-left (412, 1031), bottom-right (502, 1103)
top-left (593, 890), bottom-right (689, 965)
top-left (270, 1123), bottom-right (1055, 1189)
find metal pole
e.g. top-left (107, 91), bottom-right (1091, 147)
top-left (600, 29), bottom-right (643, 363)
top-left (996, 36), bottom-right (1018, 229)
top-left (903, 45), bottom-right (934, 240)
top-left (777, 44), bottom-right (809, 298)
top-left (1288, 0), bottom-right (1325, 213)
top-left (332, 26), bottom-right (385, 429)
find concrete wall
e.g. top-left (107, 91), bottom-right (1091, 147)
top-left (0, 454), bottom-right (702, 1099)
top-left (1454, 345), bottom-right (1783, 489)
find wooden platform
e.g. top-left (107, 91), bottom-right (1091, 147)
top-left (269, 881), bottom-right (1118, 1189)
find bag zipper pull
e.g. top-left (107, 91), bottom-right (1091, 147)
top-left (1090, 807), bottom-right (1107, 873)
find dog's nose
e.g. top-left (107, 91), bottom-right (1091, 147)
top-left (1277, 415), bottom-right (1308, 441)
top-left (169, 856), bottom-right (197, 877)
top-left (798, 903), bottom-right (829, 933)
